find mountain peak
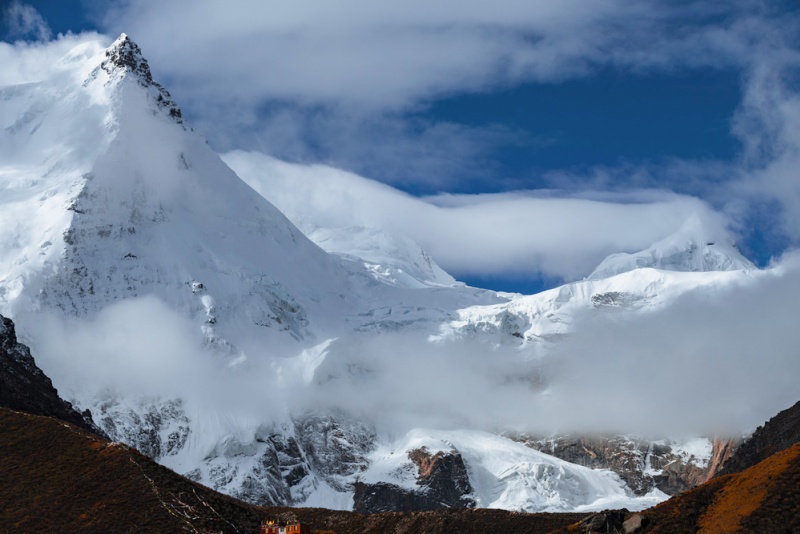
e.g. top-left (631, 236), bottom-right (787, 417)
top-left (103, 34), bottom-right (154, 85)
top-left (89, 33), bottom-right (185, 125)
top-left (588, 215), bottom-right (755, 280)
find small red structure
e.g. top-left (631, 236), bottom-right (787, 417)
top-left (260, 519), bottom-right (311, 534)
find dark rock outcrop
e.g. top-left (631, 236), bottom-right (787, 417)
top-left (294, 410), bottom-right (376, 489)
top-left (720, 399), bottom-right (800, 475)
top-left (96, 34), bottom-right (185, 125)
top-left (0, 315), bottom-right (98, 433)
top-left (353, 447), bottom-right (475, 514)
top-left (576, 509), bottom-right (643, 533)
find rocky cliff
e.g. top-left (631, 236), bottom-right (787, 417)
top-left (0, 315), bottom-right (98, 433)
top-left (353, 447), bottom-right (475, 513)
top-left (520, 434), bottom-right (736, 496)
top-left (720, 399), bottom-right (800, 475)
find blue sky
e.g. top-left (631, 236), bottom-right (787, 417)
top-left (3, 0), bottom-right (800, 293)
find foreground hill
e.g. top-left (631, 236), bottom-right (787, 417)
top-left (719, 399), bottom-right (800, 476)
top-left (4, 402), bottom-right (799, 533)
top-left (0, 408), bottom-right (265, 532)
top-left (0, 407), bottom-right (587, 533)
top-left (638, 441), bottom-right (800, 532)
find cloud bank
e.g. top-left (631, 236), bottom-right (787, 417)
top-left (24, 256), bottom-right (800, 438)
top-left (224, 150), bottom-right (733, 281)
top-left (95, 0), bottom-right (770, 109)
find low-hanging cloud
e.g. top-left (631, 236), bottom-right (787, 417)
top-left (224, 149), bottom-right (733, 281)
top-left (547, 252), bottom-right (800, 436)
top-left (21, 296), bottom-right (288, 422)
top-left (21, 255), bottom-right (800, 440)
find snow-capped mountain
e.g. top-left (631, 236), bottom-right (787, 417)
top-left (221, 150), bottom-right (458, 289)
top-left (0, 34), bottom-right (764, 513)
top-left (0, 34), bottom-right (363, 349)
top-left (587, 215), bottom-right (754, 281)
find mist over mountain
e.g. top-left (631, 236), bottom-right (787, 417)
top-left (1, 33), bottom-right (798, 514)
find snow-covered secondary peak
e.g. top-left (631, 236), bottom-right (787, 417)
top-left (588, 215), bottom-right (754, 280)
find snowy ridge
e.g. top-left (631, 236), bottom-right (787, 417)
top-left (222, 150), bottom-right (457, 288)
top-left (309, 225), bottom-right (457, 288)
top-left (436, 266), bottom-right (758, 348)
top-left (588, 215), bottom-right (754, 280)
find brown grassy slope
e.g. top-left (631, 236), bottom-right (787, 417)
top-left (640, 442), bottom-right (800, 532)
top-left (720, 399), bottom-right (800, 476)
top-left (0, 407), bottom-right (595, 534)
top-left (0, 407), bottom-right (264, 533)
top-left (264, 507), bottom-right (586, 534)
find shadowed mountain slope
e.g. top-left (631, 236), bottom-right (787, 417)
top-left (638, 441), bottom-right (800, 532)
top-left (0, 407), bottom-right (264, 532)
top-left (0, 315), bottom-right (96, 433)
top-left (719, 399), bottom-right (800, 476)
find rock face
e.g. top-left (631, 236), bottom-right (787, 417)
top-left (93, 33), bottom-right (184, 125)
top-left (521, 434), bottom-right (734, 496)
top-left (0, 315), bottom-right (98, 433)
top-left (353, 447), bottom-right (475, 513)
top-left (720, 400), bottom-right (800, 476)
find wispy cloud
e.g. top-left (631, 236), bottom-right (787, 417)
top-left (84, 1), bottom-right (794, 189)
top-left (2, 1), bottom-right (52, 42)
top-left (95, 1), bottom-right (773, 109)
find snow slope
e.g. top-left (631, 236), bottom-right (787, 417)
top-left (434, 266), bottom-right (756, 353)
top-left (223, 151), bottom-right (457, 288)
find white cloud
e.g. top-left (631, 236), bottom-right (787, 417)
top-left (23, 260), bottom-right (800, 438)
top-left (547, 251), bottom-right (800, 435)
top-left (0, 32), bottom-right (106, 86)
top-left (22, 296), bottom-right (288, 420)
top-left (2, 1), bottom-right (52, 42)
top-left (84, 0), bottom-right (800, 249)
top-left (95, 1), bottom-right (769, 110)
top-left (224, 150), bottom-right (732, 280)
top-left (85, 1), bottom-right (784, 182)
